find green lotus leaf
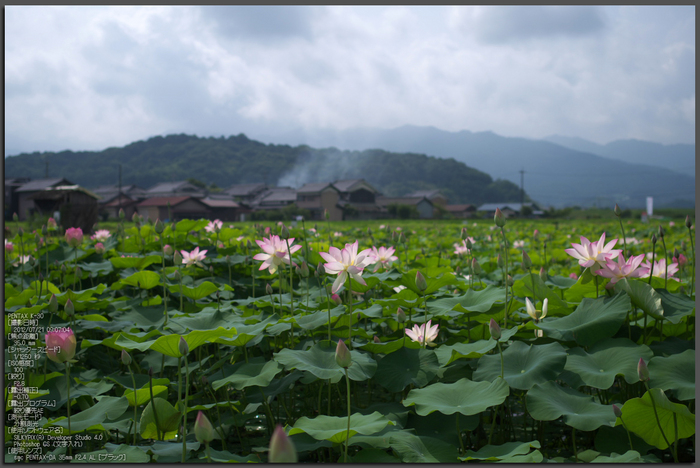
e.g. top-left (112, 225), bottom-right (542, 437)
top-left (403, 377), bottom-right (509, 416)
top-left (148, 327), bottom-right (238, 357)
top-left (434, 339), bottom-right (497, 367)
top-left (359, 339), bottom-right (421, 355)
top-left (115, 271), bottom-right (161, 290)
top-left (274, 341), bottom-right (377, 383)
top-left (373, 347), bottom-right (440, 392)
top-left (139, 397), bottom-right (181, 441)
top-left (656, 289), bottom-right (696, 324)
top-left (124, 386), bottom-right (168, 407)
top-left (614, 278), bottom-right (664, 320)
top-left (349, 448), bottom-right (399, 463)
top-left (593, 425), bottom-right (654, 456)
top-left (536, 293), bottom-right (631, 346)
top-left (289, 411), bottom-right (394, 444)
top-left (648, 349), bottom-right (695, 400)
top-left (401, 268), bottom-right (457, 296)
top-left (564, 338), bottom-right (654, 388)
top-left (591, 450), bottom-right (660, 463)
top-left (497, 450), bottom-right (544, 463)
top-left (109, 255), bottom-right (162, 271)
top-left (617, 388), bottom-right (695, 450)
top-left (459, 440), bottom-right (541, 461)
top-left (168, 281), bottom-right (218, 300)
top-left (428, 285), bottom-right (505, 317)
top-left (203, 449), bottom-right (260, 463)
top-left (388, 431), bottom-right (458, 463)
top-left (473, 341), bottom-right (567, 390)
top-left (211, 357), bottom-right (282, 391)
top-left (175, 219), bottom-right (210, 232)
top-left (526, 381), bottom-right (616, 431)
top-left (48, 396), bottom-right (129, 434)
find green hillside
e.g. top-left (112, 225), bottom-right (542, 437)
top-left (4, 133), bottom-right (526, 205)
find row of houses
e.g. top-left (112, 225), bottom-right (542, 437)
top-left (5, 177), bottom-right (540, 231)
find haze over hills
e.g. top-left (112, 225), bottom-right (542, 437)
top-left (543, 135), bottom-right (695, 175)
top-left (250, 125), bottom-right (695, 209)
top-left (3, 134), bottom-right (524, 207)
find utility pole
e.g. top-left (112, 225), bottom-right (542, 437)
top-left (118, 164), bottom-right (122, 216)
top-left (519, 169), bottom-right (525, 206)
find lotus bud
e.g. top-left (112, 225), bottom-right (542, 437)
top-left (373, 335), bottom-right (381, 343)
top-left (299, 261), bottom-right (309, 278)
top-left (542, 298), bottom-right (548, 319)
top-left (454, 265), bottom-right (461, 275)
top-left (489, 318), bottom-right (501, 340)
top-left (497, 253), bottom-right (504, 269)
top-left (460, 227), bottom-right (468, 240)
top-left (494, 208), bottom-right (506, 227)
top-left (331, 293), bottom-right (342, 305)
top-left (65, 227), bottom-right (83, 248)
top-left (335, 340), bottom-right (352, 368)
top-left (65, 299), bottom-right (74, 317)
top-left (48, 294), bottom-right (58, 313)
top-left (637, 358), bottom-right (650, 382)
top-left (13, 212), bottom-right (19, 222)
top-left (61, 264), bottom-right (67, 274)
top-left (614, 203), bottom-right (621, 217)
top-left (471, 258), bottom-right (482, 275)
top-left (194, 411), bottom-right (215, 444)
top-left (539, 267), bottom-right (547, 282)
top-left (650, 233), bottom-right (657, 245)
top-left (265, 283), bottom-right (273, 296)
top-left (612, 404), bottom-right (622, 419)
top-left (173, 269), bottom-right (181, 281)
top-left (121, 349), bottom-right (132, 366)
top-left (118, 208), bottom-right (125, 220)
top-left (45, 328), bottom-right (77, 363)
top-left (396, 307), bottom-right (406, 323)
top-left (154, 219), bottom-right (164, 234)
top-left (533, 229), bottom-right (539, 239)
top-left (367, 227), bottom-right (372, 237)
top-left (658, 225), bottom-right (664, 239)
top-left (269, 425), bottom-right (298, 463)
top-left (522, 250), bottom-right (532, 270)
top-left (94, 242), bottom-right (105, 254)
top-left (163, 244), bottom-right (173, 255)
top-left (178, 337), bottom-right (189, 356)
top-left (316, 262), bottom-right (325, 277)
top-left (173, 251), bottom-right (183, 265)
top-left (75, 266), bottom-right (81, 279)
top-left (415, 271), bottom-right (428, 292)
top-left (279, 224), bottom-right (290, 240)
top-left (324, 209), bottom-right (330, 220)
top-left (132, 212), bottom-right (140, 224)
top-left (466, 238), bottom-right (473, 250)
top-left (18, 227), bottom-right (24, 235)
top-left (506, 275), bottom-right (514, 286)
top-left (685, 215), bottom-right (692, 228)
top-left (399, 232), bottom-right (406, 244)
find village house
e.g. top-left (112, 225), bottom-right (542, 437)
top-left (143, 181), bottom-right (206, 199)
top-left (295, 182), bottom-right (343, 221)
top-left (444, 204), bottom-right (477, 219)
top-left (136, 196), bottom-right (211, 222)
top-left (405, 189), bottom-right (448, 207)
top-left (376, 196), bottom-right (434, 219)
top-left (14, 178), bottom-right (74, 221)
top-left (29, 185), bottom-right (100, 232)
top-left (333, 179), bottom-right (383, 220)
top-left (4, 177), bottom-right (31, 221)
top-left (225, 183), bottom-right (268, 204)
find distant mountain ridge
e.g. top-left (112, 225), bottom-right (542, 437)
top-left (250, 125), bottom-right (695, 209)
top-left (3, 133), bottom-right (524, 207)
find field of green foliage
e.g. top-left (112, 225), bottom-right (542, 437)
top-left (4, 212), bottom-right (695, 463)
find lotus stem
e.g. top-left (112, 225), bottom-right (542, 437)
top-left (500, 227), bottom-right (509, 328)
top-left (149, 370), bottom-right (162, 441)
top-left (284, 238), bottom-right (295, 346)
top-left (618, 414), bottom-right (634, 451)
top-left (617, 217), bottom-right (628, 258)
top-left (128, 364), bottom-right (138, 445)
top-left (456, 414), bottom-right (464, 455)
top-left (572, 427), bottom-right (578, 462)
top-left (66, 362), bottom-right (72, 454)
top-left (344, 367), bottom-right (351, 463)
top-left (497, 341), bottom-right (504, 379)
top-left (182, 358), bottom-right (190, 462)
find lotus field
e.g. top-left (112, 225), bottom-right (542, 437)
top-left (4, 210), bottom-right (696, 463)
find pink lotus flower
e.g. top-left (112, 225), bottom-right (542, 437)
top-left (5, 239), bottom-right (13, 253)
top-left (595, 254), bottom-right (649, 285)
top-left (91, 229), bottom-right (110, 242)
top-left (45, 328), bottom-right (77, 363)
top-left (453, 238), bottom-right (475, 256)
top-left (47, 217), bottom-right (58, 230)
top-left (369, 245), bottom-right (398, 272)
top-left (569, 272), bottom-right (578, 280)
top-left (253, 235), bottom-right (301, 274)
top-left (94, 242), bottom-right (105, 254)
top-left (320, 241), bottom-right (374, 293)
top-left (12, 255), bottom-right (33, 267)
top-left (181, 247), bottom-right (208, 268)
top-left (640, 258), bottom-right (680, 281)
top-left (405, 320), bottom-right (439, 347)
top-left (565, 233), bottom-right (621, 271)
top-left (65, 227), bottom-right (83, 248)
top-left (205, 219), bottom-right (223, 233)
top-left (674, 254), bottom-right (689, 269)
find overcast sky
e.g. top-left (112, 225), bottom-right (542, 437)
top-left (5, 5), bottom-right (695, 156)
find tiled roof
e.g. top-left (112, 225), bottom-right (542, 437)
top-left (444, 204), bottom-right (475, 212)
top-left (201, 198), bottom-right (240, 208)
top-left (406, 189), bottom-right (442, 198)
top-left (16, 178), bottom-right (73, 192)
top-left (477, 203), bottom-right (535, 212)
top-left (137, 196), bottom-right (193, 207)
top-left (297, 182), bottom-right (334, 194)
top-left (225, 183), bottom-right (267, 196)
top-left (146, 181), bottom-right (199, 193)
top-left (376, 196), bottom-right (431, 207)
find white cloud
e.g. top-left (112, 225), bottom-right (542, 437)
top-left (4, 5), bottom-right (695, 156)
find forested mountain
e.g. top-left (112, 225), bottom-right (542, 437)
top-left (4, 133), bottom-right (525, 206)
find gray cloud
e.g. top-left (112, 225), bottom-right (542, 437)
top-left (471, 6), bottom-right (606, 44)
top-left (200, 6), bottom-right (320, 43)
